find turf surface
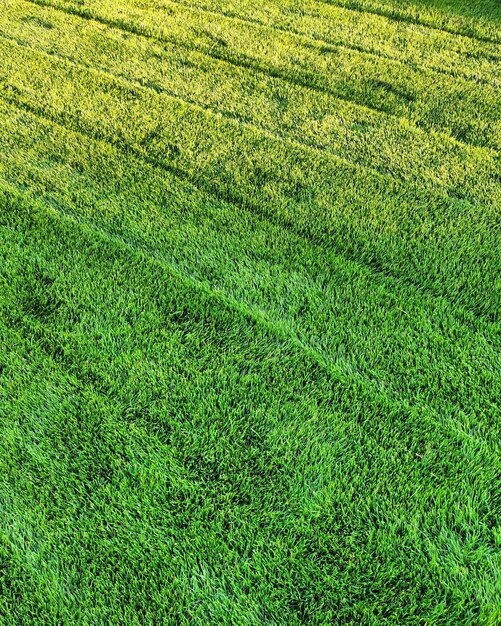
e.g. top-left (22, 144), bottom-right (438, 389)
top-left (0, 0), bottom-right (500, 624)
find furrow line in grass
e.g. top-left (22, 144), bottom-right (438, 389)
top-left (0, 103), bottom-right (499, 449)
top-left (0, 30), bottom-right (256, 127)
top-left (0, 31), bottom-right (372, 178)
top-left (24, 0), bottom-right (501, 151)
top-left (2, 25), bottom-right (498, 211)
top-left (22, 0), bottom-right (423, 129)
top-left (2, 179), bottom-right (499, 458)
top-left (9, 312), bottom-right (501, 540)
top-left (36, 200), bottom-right (501, 454)
top-left (166, 0), bottom-right (500, 87)
top-left (4, 177), bottom-right (501, 470)
top-left (2, 187), bottom-right (499, 623)
top-left (320, 0), bottom-right (501, 44)
top-left (3, 181), bottom-right (378, 393)
top-left (0, 91), bottom-right (481, 339)
top-left (0, 44), bottom-right (495, 319)
top-left (3, 83), bottom-right (500, 330)
top-left (7, 0), bottom-right (501, 209)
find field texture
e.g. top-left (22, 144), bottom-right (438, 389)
top-left (0, 0), bottom-right (500, 623)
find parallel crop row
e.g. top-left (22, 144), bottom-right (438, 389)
top-left (1, 184), bottom-right (498, 623)
top-left (167, 0), bottom-right (501, 84)
top-left (324, 0), bottom-right (501, 43)
top-left (3, 1), bottom-right (499, 208)
top-left (1, 40), bottom-right (500, 320)
top-left (1, 97), bottom-right (499, 434)
top-left (1, 1), bottom-right (500, 622)
top-left (25, 0), bottom-right (501, 149)
top-left (3, 38), bottom-right (500, 318)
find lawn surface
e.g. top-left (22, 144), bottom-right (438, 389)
top-left (0, 0), bottom-right (500, 624)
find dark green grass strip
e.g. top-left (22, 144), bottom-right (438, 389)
top-left (24, 0), bottom-right (501, 150)
top-left (0, 99), bottom-right (499, 448)
top-left (2, 0), bottom-right (499, 208)
top-left (1, 186), bottom-right (500, 625)
top-left (1, 41), bottom-right (500, 321)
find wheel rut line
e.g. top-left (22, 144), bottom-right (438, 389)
top-left (320, 0), bottom-right (501, 46)
top-left (2, 179), bottom-right (496, 454)
top-left (0, 312), bottom-right (184, 460)
top-left (2, 88), bottom-right (498, 330)
top-left (3, 30), bottom-right (496, 211)
top-left (0, 31), bottom-right (386, 174)
top-left (5, 285), bottom-right (494, 490)
top-left (167, 0), bottom-right (500, 88)
top-left (21, 0), bottom-right (400, 127)
top-left (23, 0), bottom-right (500, 153)
top-left (4, 88), bottom-right (498, 332)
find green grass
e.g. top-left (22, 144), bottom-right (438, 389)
top-left (0, 0), bottom-right (500, 624)
top-left (325, 0), bottom-right (501, 42)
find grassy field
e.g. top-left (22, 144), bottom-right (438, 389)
top-left (0, 0), bottom-right (500, 623)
